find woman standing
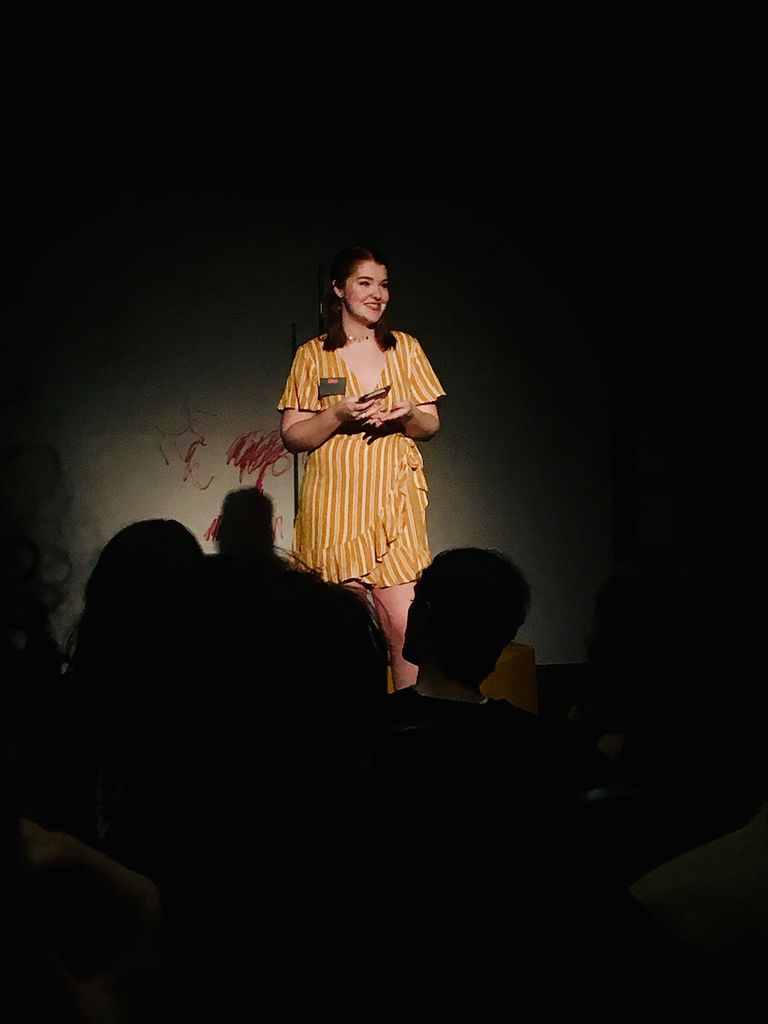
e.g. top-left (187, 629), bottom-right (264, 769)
top-left (278, 246), bottom-right (445, 689)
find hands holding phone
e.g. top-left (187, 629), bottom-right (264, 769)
top-left (336, 385), bottom-right (390, 425)
top-left (357, 385), bottom-right (391, 403)
top-left (336, 384), bottom-right (414, 432)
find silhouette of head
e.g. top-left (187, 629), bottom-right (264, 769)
top-left (216, 488), bottom-right (277, 562)
top-left (403, 547), bottom-right (531, 686)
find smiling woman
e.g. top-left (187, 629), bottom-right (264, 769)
top-left (278, 246), bottom-right (446, 689)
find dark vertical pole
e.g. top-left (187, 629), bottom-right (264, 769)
top-left (318, 263), bottom-right (324, 336)
top-left (289, 266), bottom-right (323, 524)
top-left (291, 322), bottom-right (299, 520)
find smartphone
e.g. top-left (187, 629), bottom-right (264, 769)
top-left (358, 384), bottom-right (391, 403)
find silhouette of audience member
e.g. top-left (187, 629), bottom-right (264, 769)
top-left (1, 533), bottom-right (67, 829)
top-left (372, 547), bottom-right (542, 793)
top-left (565, 553), bottom-right (765, 894)
top-left (378, 546), bottom-right (530, 719)
top-left (372, 547), bottom-right (596, 793)
top-left (366, 547), bottom-right (717, 997)
top-left (367, 548), bottom-right (600, 984)
top-left (95, 549), bottom-right (391, 1018)
top-left (51, 515), bottom-right (392, 1016)
top-left (215, 487), bottom-right (286, 570)
top-left (0, 519), bottom-right (162, 1024)
top-left (62, 519), bottom-right (206, 850)
top-left (203, 553), bottom-right (390, 830)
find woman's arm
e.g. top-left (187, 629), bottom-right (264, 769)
top-left (281, 397), bottom-right (385, 454)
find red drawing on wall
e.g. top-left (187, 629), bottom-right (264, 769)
top-left (226, 429), bottom-right (291, 490)
top-left (156, 409), bottom-right (216, 491)
top-left (204, 515), bottom-right (221, 543)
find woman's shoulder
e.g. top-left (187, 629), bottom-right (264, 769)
top-left (389, 331), bottom-right (427, 361)
top-left (297, 335), bottom-right (326, 354)
top-left (290, 336), bottom-right (328, 368)
top-left (390, 330), bottom-right (418, 347)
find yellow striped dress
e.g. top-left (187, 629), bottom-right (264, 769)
top-left (278, 331), bottom-right (446, 586)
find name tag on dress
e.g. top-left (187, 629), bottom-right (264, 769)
top-left (318, 377), bottom-right (346, 398)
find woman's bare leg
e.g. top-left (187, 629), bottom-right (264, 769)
top-left (372, 581), bottom-right (418, 690)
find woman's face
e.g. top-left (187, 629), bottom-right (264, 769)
top-left (333, 260), bottom-right (389, 326)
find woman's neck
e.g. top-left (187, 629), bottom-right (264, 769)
top-left (341, 316), bottom-right (376, 345)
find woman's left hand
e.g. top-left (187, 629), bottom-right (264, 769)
top-left (365, 400), bottom-right (414, 428)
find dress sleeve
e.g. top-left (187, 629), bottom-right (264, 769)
top-left (409, 337), bottom-right (446, 405)
top-left (277, 343), bottom-right (320, 412)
